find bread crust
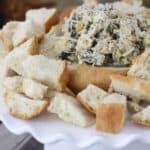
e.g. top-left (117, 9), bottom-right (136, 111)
top-left (14, 35), bottom-right (43, 48)
top-left (4, 37), bottom-right (39, 76)
top-left (68, 64), bottom-right (129, 93)
top-left (59, 7), bottom-right (75, 22)
top-left (29, 36), bottom-right (39, 55)
top-left (96, 103), bottom-right (126, 133)
top-left (58, 61), bottom-right (69, 91)
top-left (0, 31), bottom-right (13, 51)
top-left (62, 87), bottom-right (75, 97)
top-left (9, 100), bottom-right (49, 120)
top-left (132, 106), bottom-right (150, 127)
top-left (77, 95), bottom-right (95, 114)
top-left (44, 11), bottom-right (60, 33)
top-left (132, 118), bottom-right (150, 127)
top-left (48, 92), bottom-right (95, 127)
top-left (110, 75), bottom-right (150, 102)
top-left (15, 37), bottom-right (28, 48)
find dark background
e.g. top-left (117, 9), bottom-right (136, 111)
top-left (1, 0), bottom-right (144, 28)
top-left (0, 0), bottom-right (149, 28)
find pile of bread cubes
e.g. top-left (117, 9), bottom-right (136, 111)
top-left (0, 0), bottom-right (150, 134)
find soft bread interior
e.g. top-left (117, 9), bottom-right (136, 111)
top-left (102, 93), bottom-right (127, 104)
top-left (77, 84), bottom-right (107, 113)
top-left (26, 8), bottom-right (59, 32)
top-left (132, 106), bottom-right (150, 127)
top-left (22, 55), bottom-right (68, 91)
top-left (5, 37), bottom-right (39, 75)
top-left (0, 21), bottom-right (20, 50)
top-left (2, 76), bottom-right (23, 93)
top-left (12, 20), bottom-right (44, 47)
top-left (2, 76), bottom-right (48, 100)
top-left (3, 90), bottom-right (49, 119)
top-left (39, 23), bottom-right (64, 59)
top-left (23, 78), bottom-right (48, 99)
top-left (48, 93), bottom-right (95, 127)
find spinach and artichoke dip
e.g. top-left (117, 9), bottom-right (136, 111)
top-left (58, 4), bottom-right (150, 67)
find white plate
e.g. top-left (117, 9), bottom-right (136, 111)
top-left (0, 96), bottom-right (150, 149)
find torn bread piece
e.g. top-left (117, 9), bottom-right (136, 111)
top-left (0, 63), bottom-right (17, 78)
top-left (0, 40), bottom-right (17, 78)
top-left (0, 50), bottom-right (17, 91)
top-left (26, 8), bottom-right (59, 33)
top-left (110, 75), bottom-right (150, 103)
top-left (0, 47), bottom-right (13, 78)
top-left (132, 106), bottom-right (150, 127)
top-left (59, 7), bottom-right (75, 22)
top-left (0, 59), bottom-right (17, 78)
top-left (0, 39), bottom-right (6, 52)
top-left (5, 37), bottom-right (38, 75)
top-left (48, 93), bottom-right (95, 127)
top-left (22, 55), bottom-right (68, 91)
top-left (0, 41), bottom-right (12, 77)
top-left (39, 29), bottom-right (68, 59)
top-left (2, 76), bottom-right (23, 93)
top-left (12, 20), bottom-right (44, 47)
top-left (3, 90), bottom-right (49, 119)
top-left (2, 76), bottom-right (48, 99)
top-left (39, 34), bottom-right (63, 59)
top-left (128, 50), bottom-right (150, 79)
top-left (0, 21), bottom-right (20, 51)
top-left (96, 93), bottom-right (127, 133)
top-left (68, 64), bottom-right (129, 93)
top-left (23, 78), bottom-right (48, 99)
top-left (77, 84), bottom-right (107, 114)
